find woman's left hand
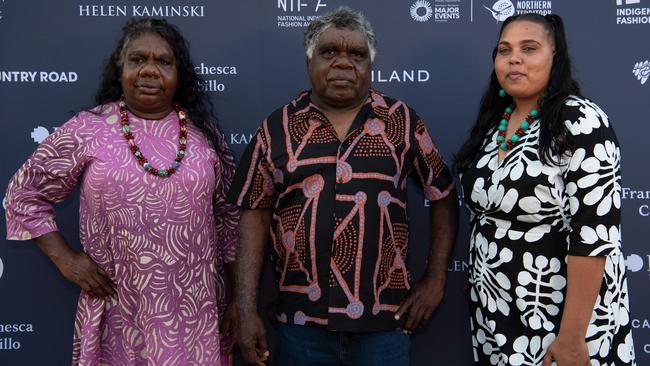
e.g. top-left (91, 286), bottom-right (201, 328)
top-left (542, 334), bottom-right (590, 366)
top-left (220, 300), bottom-right (238, 353)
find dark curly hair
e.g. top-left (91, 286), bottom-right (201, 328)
top-left (455, 13), bottom-right (581, 172)
top-left (95, 18), bottom-right (230, 161)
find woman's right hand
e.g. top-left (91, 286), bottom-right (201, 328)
top-left (34, 231), bottom-right (116, 300)
top-left (57, 251), bottom-right (117, 300)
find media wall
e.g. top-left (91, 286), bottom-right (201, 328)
top-left (1, 1), bottom-right (649, 364)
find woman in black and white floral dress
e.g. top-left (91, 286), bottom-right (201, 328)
top-left (455, 14), bottom-right (635, 366)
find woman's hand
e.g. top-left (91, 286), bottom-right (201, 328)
top-left (57, 251), bottom-right (116, 300)
top-left (543, 255), bottom-right (605, 366)
top-left (542, 334), bottom-right (590, 366)
top-left (34, 232), bottom-right (116, 301)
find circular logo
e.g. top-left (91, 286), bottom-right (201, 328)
top-left (0, 257), bottom-right (4, 280)
top-left (626, 254), bottom-right (644, 272)
top-left (30, 126), bottom-right (51, 144)
top-left (410, 0), bottom-right (433, 22)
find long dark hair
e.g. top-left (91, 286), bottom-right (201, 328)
top-left (455, 13), bottom-right (580, 172)
top-left (95, 18), bottom-right (229, 158)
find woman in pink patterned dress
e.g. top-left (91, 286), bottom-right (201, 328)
top-left (5, 19), bottom-right (239, 365)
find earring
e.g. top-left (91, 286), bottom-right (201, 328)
top-left (498, 88), bottom-right (507, 98)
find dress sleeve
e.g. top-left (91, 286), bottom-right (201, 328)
top-left (226, 119), bottom-right (278, 209)
top-left (562, 99), bottom-right (622, 257)
top-left (5, 116), bottom-right (90, 240)
top-left (409, 115), bottom-right (455, 201)
top-left (213, 131), bottom-right (240, 264)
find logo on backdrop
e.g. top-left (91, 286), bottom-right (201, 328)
top-left (435, 0), bottom-right (461, 22)
top-left (371, 68), bottom-right (430, 83)
top-left (276, 0), bottom-right (328, 28)
top-left (0, 254), bottom-right (35, 352)
top-left (626, 253), bottom-right (650, 276)
top-left (31, 126), bottom-right (51, 143)
top-left (412, 0), bottom-right (462, 23)
top-left (0, 71), bottom-right (78, 83)
top-left (410, 1), bottom-right (433, 22)
top-left (0, 323), bottom-right (34, 351)
top-left (632, 318), bottom-right (650, 329)
top-left (483, 0), bottom-right (515, 22)
top-left (447, 259), bottom-right (469, 272)
top-left (30, 126), bottom-right (59, 143)
top-left (483, 0), bottom-right (552, 22)
top-left (633, 60), bottom-right (649, 84)
top-left (631, 319), bottom-right (650, 355)
top-left (621, 187), bottom-right (650, 217)
top-left (615, 0), bottom-right (650, 24)
top-left (194, 63), bottom-right (238, 93)
top-left (229, 132), bottom-right (255, 145)
top-left (78, 4), bottom-right (205, 17)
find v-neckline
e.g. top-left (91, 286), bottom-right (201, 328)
top-left (488, 129), bottom-right (513, 170)
top-left (309, 101), bottom-right (373, 143)
top-left (496, 147), bottom-right (514, 168)
top-left (491, 118), bottom-right (538, 169)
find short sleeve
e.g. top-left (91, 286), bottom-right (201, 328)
top-left (562, 98), bottom-right (621, 257)
top-left (226, 119), bottom-right (278, 209)
top-left (5, 116), bottom-right (90, 240)
top-left (212, 130), bottom-right (240, 264)
top-left (410, 117), bottom-right (455, 201)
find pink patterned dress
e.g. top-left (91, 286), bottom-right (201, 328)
top-left (5, 102), bottom-right (239, 366)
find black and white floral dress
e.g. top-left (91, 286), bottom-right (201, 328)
top-left (460, 96), bottom-right (636, 365)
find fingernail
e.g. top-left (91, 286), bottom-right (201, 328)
top-left (264, 351), bottom-right (270, 356)
top-left (394, 315), bottom-right (400, 320)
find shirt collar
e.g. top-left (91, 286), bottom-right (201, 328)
top-left (298, 89), bottom-right (378, 127)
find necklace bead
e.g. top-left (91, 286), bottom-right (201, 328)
top-left (496, 104), bottom-right (539, 151)
top-left (119, 99), bottom-right (188, 177)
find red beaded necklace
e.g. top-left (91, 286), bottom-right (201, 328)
top-left (119, 100), bottom-right (187, 177)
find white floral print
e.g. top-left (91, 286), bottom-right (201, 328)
top-left (462, 96), bottom-right (635, 365)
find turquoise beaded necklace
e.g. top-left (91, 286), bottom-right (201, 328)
top-left (496, 104), bottom-right (539, 151)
